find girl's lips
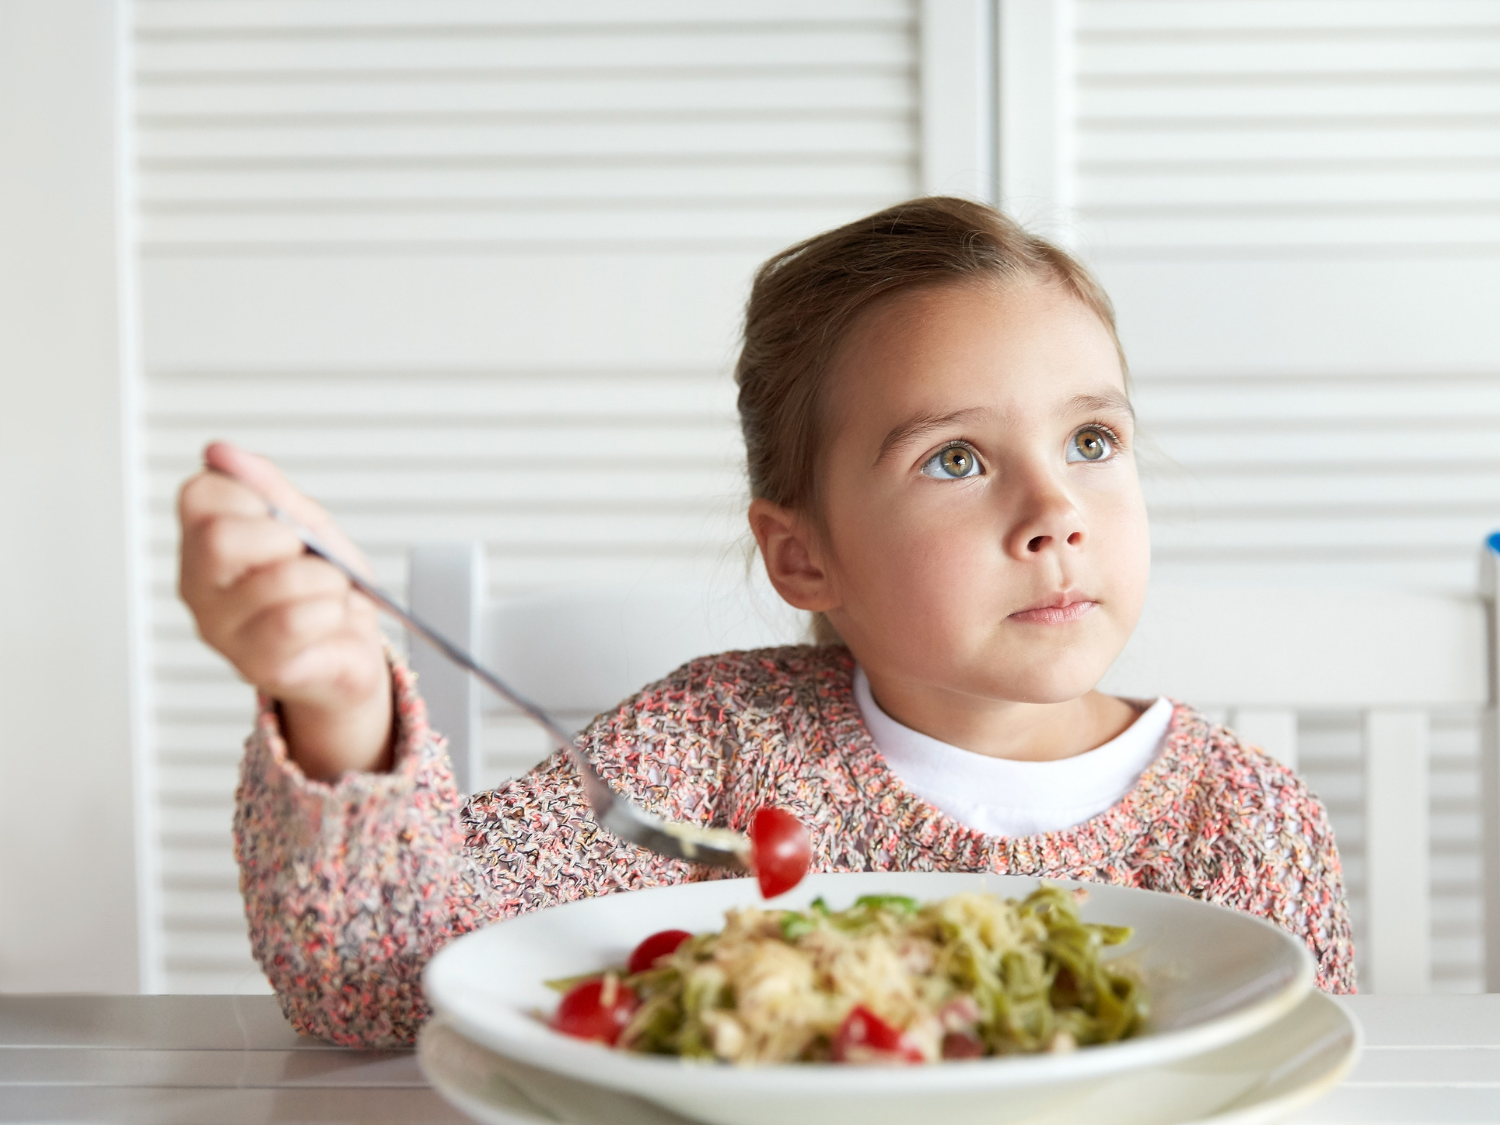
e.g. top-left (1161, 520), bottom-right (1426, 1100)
top-left (1008, 599), bottom-right (1097, 625)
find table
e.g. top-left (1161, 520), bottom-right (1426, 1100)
top-left (0, 995), bottom-right (1496, 1123)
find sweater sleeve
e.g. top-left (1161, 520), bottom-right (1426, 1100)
top-left (1188, 732), bottom-right (1357, 994)
top-left (233, 658), bottom-right (498, 1046)
top-left (233, 653), bottom-right (740, 1047)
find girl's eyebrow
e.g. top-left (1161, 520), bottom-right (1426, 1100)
top-left (1064, 390), bottom-right (1135, 420)
top-left (874, 406), bottom-right (988, 465)
top-left (874, 391), bottom-right (1132, 467)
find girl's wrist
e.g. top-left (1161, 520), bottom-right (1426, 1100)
top-left (279, 675), bottom-right (396, 782)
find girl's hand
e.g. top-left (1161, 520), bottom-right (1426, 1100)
top-left (178, 442), bottom-right (393, 780)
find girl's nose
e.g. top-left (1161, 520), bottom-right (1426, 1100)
top-left (1004, 480), bottom-right (1086, 560)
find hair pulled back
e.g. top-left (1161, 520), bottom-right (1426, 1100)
top-left (735, 196), bottom-right (1124, 521)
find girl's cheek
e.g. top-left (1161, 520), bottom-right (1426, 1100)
top-left (1091, 495), bottom-right (1152, 608)
top-left (1084, 460), bottom-right (1148, 520)
top-left (1094, 498), bottom-right (1150, 559)
top-left (1079, 473), bottom-right (1149, 555)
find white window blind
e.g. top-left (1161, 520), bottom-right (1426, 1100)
top-left (1069, 0), bottom-right (1500, 993)
top-left (134, 0), bottom-right (919, 993)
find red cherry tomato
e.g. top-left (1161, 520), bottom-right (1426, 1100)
top-left (627, 929), bottom-right (692, 975)
top-left (550, 977), bottom-right (639, 1045)
top-left (832, 1005), bottom-right (924, 1064)
top-left (748, 806), bottom-right (811, 898)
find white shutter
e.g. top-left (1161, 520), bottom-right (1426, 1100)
top-left (1067, 0), bottom-right (1500, 993)
top-left (133, 0), bottom-right (919, 993)
top-left (1072, 0), bottom-right (1500, 590)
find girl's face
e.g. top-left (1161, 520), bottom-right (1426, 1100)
top-left (756, 280), bottom-right (1149, 718)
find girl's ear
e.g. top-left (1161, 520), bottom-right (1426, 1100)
top-left (748, 498), bottom-right (839, 614)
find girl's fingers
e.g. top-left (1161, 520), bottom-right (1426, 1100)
top-left (181, 513), bottom-right (306, 595)
top-left (178, 467), bottom-right (270, 528)
top-left (201, 441), bottom-right (375, 580)
top-left (228, 594), bottom-right (365, 694)
top-left (204, 554), bottom-right (353, 641)
top-left (179, 442), bottom-right (385, 707)
top-left (203, 442), bottom-right (326, 528)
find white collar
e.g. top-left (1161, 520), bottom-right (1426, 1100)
top-left (852, 666), bottom-right (1172, 838)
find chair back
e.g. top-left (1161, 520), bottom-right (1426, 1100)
top-left (1100, 581), bottom-right (1495, 996)
top-left (481, 580), bottom-right (805, 720)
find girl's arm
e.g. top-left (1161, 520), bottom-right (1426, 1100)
top-left (183, 444), bottom-right (731, 1044)
top-left (233, 657), bottom-right (480, 1047)
top-left (234, 655), bottom-right (726, 1047)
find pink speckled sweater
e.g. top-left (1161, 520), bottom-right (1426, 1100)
top-left (233, 644), bottom-right (1354, 1048)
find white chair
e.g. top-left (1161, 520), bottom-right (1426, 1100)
top-left (1100, 577), bottom-right (1497, 997)
top-left (409, 538), bottom-right (1500, 995)
top-left (406, 546), bottom-right (807, 791)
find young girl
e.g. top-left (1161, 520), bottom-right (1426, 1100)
top-left (178, 197), bottom-right (1353, 1049)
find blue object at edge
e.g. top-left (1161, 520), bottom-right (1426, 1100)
top-left (1490, 531), bottom-right (1500, 554)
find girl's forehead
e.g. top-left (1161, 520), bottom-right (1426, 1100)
top-left (826, 280), bottom-right (1127, 428)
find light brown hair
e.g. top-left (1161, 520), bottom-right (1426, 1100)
top-left (734, 196), bottom-right (1126, 642)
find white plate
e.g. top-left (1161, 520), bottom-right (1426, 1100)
top-left (418, 990), bottom-right (1360, 1125)
top-left (424, 873), bottom-right (1314, 1125)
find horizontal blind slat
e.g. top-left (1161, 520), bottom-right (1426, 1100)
top-left (135, 0), bottom-right (914, 33)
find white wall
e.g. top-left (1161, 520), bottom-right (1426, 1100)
top-left (0, 0), bottom-right (147, 992)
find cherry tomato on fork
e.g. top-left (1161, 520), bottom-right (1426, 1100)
top-left (748, 807), bottom-right (812, 898)
top-left (550, 977), bottom-right (639, 1045)
top-left (627, 929), bottom-right (692, 974)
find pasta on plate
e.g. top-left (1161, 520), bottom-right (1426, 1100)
top-left (548, 885), bottom-right (1146, 1065)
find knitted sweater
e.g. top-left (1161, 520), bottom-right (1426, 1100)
top-left (233, 644), bottom-right (1355, 1049)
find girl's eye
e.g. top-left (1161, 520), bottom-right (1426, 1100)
top-left (1067, 427), bottom-right (1113, 463)
top-left (921, 444), bottom-right (983, 480)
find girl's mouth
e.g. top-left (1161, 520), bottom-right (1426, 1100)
top-left (1008, 595), bottom-right (1097, 625)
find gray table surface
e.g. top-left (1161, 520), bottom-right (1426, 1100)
top-left (0, 994), bottom-right (1497, 1123)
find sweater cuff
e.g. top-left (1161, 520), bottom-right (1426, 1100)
top-left (242, 652), bottom-right (454, 812)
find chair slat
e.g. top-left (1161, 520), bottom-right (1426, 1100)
top-left (1480, 537), bottom-right (1500, 991)
top-left (1485, 701), bottom-right (1499, 992)
top-left (1365, 709), bottom-right (1431, 995)
top-left (407, 544), bottom-right (486, 793)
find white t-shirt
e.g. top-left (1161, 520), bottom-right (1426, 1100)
top-left (852, 666), bottom-right (1172, 838)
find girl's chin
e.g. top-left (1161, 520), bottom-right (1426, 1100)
top-left (940, 665), bottom-right (1116, 708)
top-left (971, 651), bottom-right (1121, 705)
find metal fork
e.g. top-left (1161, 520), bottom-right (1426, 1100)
top-left (227, 474), bottom-right (751, 870)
